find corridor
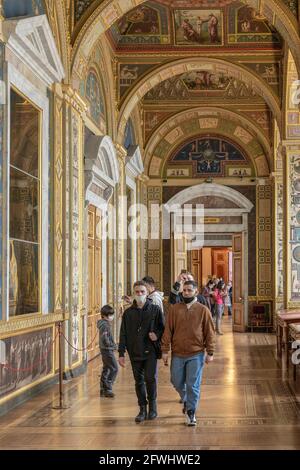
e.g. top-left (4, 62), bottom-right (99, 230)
top-left (1, 320), bottom-right (300, 451)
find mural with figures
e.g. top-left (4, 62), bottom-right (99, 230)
top-left (174, 9), bottom-right (223, 46)
top-left (3, 0), bottom-right (45, 17)
top-left (0, 328), bottom-right (53, 399)
top-left (228, 3), bottom-right (281, 43)
top-left (86, 70), bottom-right (105, 126)
top-left (110, 2), bottom-right (170, 45)
top-left (170, 137), bottom-right (247, 176)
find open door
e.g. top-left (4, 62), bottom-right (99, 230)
top-left (232, 234), bottom-right (245, 332)
top-left (87, 205), bottom-right (102, 361)
top-left (172, 233), bottom-right (188, 280)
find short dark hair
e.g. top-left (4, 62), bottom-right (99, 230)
top-left (133, 281), bottom-right (148, 289)
top-left (101, 305), bottom-right (114, 317)
top-left (183, 280), bottom-right (198, 289)
top-left (142, 276), bottom-right (155, 286)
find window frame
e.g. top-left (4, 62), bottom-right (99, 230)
top-left (8, 85), bottom-right (42, 318)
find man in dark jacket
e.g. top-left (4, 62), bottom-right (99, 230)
top-left (118, 281), bottom-right (165, 423)
top-left (169, 272), bottom-right (209, 308)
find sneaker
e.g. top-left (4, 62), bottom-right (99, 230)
top-left (104, 390), bottom-right (115, 398)
top-left (217, 331), bottom-right (224, 336)
top-left (186, 410), bottom-right (197, 426)
top-left (182, 401), bottom-right (187, 414)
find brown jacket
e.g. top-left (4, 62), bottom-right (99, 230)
top-left (161, 301), bottom-right (215, 357)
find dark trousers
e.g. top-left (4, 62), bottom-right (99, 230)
top-left (130, 353), bottom-right (158, 406)
top-left (100, 350), bottom-right (118, 392)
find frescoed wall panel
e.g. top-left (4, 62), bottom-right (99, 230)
top-left (0, 327), bottom-right (53, 400)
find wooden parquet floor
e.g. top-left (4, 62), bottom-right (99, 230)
top-left (1, 319), bottom-right (300, 450)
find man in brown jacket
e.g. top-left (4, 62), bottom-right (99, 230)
top-left (161, 280), bottom-right (215, 426)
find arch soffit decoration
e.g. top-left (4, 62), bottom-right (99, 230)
top-left (116, 57), bottom-right (281, 142)
top-left (80, 37), bottom-right (116, 138)
top-left (85, 135), bottom-right (120, 207)
top-left (165, 183), bottom-right (254, 213)
top-left (70, 0), bottom-right (300, 97)
top-left (144, 107), bottom-right (272, 175)
top-left (85, 62), bottom-right (107, 133)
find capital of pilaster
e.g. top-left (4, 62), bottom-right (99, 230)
top-left (61, 84), bottom-right (88, 116)
top-left (137, 174), bottom-right (149, 184)
top-left (115, 143), bottom-right (127, 161)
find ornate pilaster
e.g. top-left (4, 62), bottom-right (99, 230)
top-left (283, 140), bottom-right (300, 308)
top-left (136, 174), bottom-right (149, 280)
top-left (115, 144), bottom-right (127, 307)
top-left (272, 143), bottom-right (285, 313)
top-left (61, 84), bottom-right (87, 368)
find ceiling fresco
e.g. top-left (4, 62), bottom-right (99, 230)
top-left (143, 72), bottom-right (259, 101)
top-left (107, 0), bottom-right (282, 50)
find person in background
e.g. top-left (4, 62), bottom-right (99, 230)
top-left (162, 280), bottom-right (215, 426)
top-left (225, 281), bottom-right (232, 316)
top-left (169, 271), bottom-right (209, 308)
top-left (118, 281), bottom-right (165, 423)
top-left (142, 276), bottom-right (164, 313)
top-left (212, 283), bottom-right (226, 335)
top-left (97, 305), bottom-right (118, 398)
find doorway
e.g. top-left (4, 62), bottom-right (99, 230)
top-left (188, 247), bottom-right (233, 287)
top-left (87, 205), bottom-right (102, 361)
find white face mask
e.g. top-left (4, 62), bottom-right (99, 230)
top-left (108, 315), bottom-right (114, 322)
top-left (135, 294), bottom-right (147, 305)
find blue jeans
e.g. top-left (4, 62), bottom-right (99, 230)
top-left (171, 352), bottom-right (205, 413)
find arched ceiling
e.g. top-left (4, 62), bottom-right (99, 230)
top-left (116, 57), bottom-right (281, 142)
top-left (69, 0), bottom-right (300, 180)
top-left (144, 107), bottom-right (270, 178)
top-left (71, 0), bottom-right (300, 77)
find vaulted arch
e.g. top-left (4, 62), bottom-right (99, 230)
top-left (144, 106), bottom-right (273, 176)
top-left (71, 0), bottom-right (300, 86)
top-left (116, 57), bottom-right (281, 143)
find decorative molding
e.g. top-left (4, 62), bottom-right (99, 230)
top-left (0, 313), bottom-right (64, 337)
top-left (165, 183), bottom-right (254, 213)
top-left (125, 145), bottom-right (144, 179)
top-left (3, 14), bottom-right (65, 86)
top-left (84, 134), bottom-right (119, 208)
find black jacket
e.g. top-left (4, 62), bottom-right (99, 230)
top-left (118, 300), bottom-right (165, 361)
top-left (97, 319), bottom-right (117, 351)
top-left (169, 282), bottom-right (210, 308)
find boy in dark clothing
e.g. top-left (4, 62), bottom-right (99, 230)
top-left (118, 281), bottom-right (165, 423)
top-left (97, 305), bottom-right (118, 398)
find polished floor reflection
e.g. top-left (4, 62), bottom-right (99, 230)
top-left (0, 319), bottom-right (300, 450)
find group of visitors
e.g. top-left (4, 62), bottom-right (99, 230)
top-left (97, 273), bottom-right (221, 426)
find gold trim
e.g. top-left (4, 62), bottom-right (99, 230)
top-left (0, 313), bottom-right (63, 336)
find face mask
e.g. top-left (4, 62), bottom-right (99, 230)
top-left (183, 296), bottom-right (195, 304)
top-left (108, 315), bottom-right (114, 322)
top-left (135, 295), bottom-right (147, 305)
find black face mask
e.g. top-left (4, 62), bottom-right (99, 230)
top-left (183, 296), bottom-right (195, 304)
